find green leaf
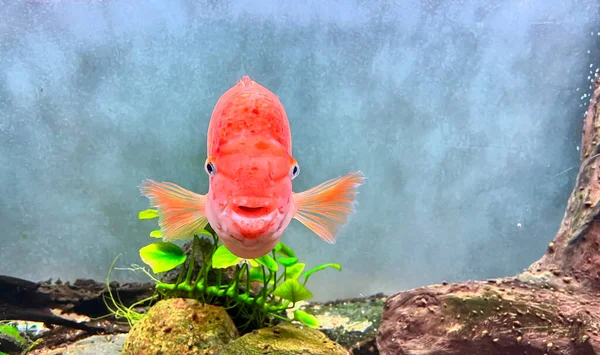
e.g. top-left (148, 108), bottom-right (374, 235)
top-left (149, 230), bottom-right (162, 238)
top-left (254, 254), bottom-right (279, 272)
top-left (0, 325), bottom-right (26, 347)
top-left (139, 242), bottom-right (187, 273)
top-left (273, 279), bottom-right (313, 302)
top-left (293, 309), bottom-right (319, 328)
top-left (277, 257), bottom-right (298, 267)
top-left (138, 209), bottom-right (159, 220)
top-left (274, 242), bottom-right (295, 257)
top-left (302, 263), bottom-right (342, 282)
top-left (212, 245), bottom-right (240, 269)
top-left (285, 263), bottom-right (305, 280)
top-left (247, 259), bottom-right (259, 267)
top-left (248, 266), bottom-right (264, 281)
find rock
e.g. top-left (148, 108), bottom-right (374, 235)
top-left (375, 79), bottom-right (600, 355)
top-left (375, 278), bottom-right (600, 354)
top-left (349, 339), bottom-right (379, 355)
top-left (122, 298), bottom-right (238, 355)
top-left (31, 334), bottom-right (127, 355)
top-left (218, 322), bottom-right (349, 355)
top-left (287, 294), bottom-right (385, 354)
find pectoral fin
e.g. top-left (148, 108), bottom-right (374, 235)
top-left (139, 179), bottom-right (208, 242)
top-left (292, 171), bottom-right (365, 244)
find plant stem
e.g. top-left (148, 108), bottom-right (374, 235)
top-left (185, 235), bottom-right (199, 285)
top-left (272, 249), bottom-right (278, 284)
top-left (202, 242), bottom-right (213, 286)
top-left (267, 273), bottom-right (286, 296)
top-left (244, 262), bottom-right (251, 295)
top-left (174, 262), bottom-right (186, 287)
top-left (145, 231), bottom-right (309, 327)
top-left (192, 254), bottom-right (205, 286)
top-left (259, 265), bottom-right (268, 304)
top-left (271, 313), bottom-right (292, 322)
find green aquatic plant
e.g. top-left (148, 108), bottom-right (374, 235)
top-left (0, 323), bottom-right (26, 350)
top-left (108, 208), bottom-right (342, 330)
top-left (101, 255), bottom-right (159, 328)
top-left (0, 322), bottom-right (43, 355)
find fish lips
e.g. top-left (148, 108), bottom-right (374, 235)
top-left (220, 207), bottom-right (284, 245)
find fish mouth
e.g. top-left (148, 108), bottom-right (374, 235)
top-left (236, 205), bottom-right (269, 218)
top-left (237, 206), bottom-right (263, 212)
top-left (208, 198), bottom-right (294, 259)
top-left (216, 202), bottom-right (283, 242)
top-left (229, 199), bottom-right (278, 225)
top-left (231, 209), bottom-right (278, 238)
top-left (231, 197), bottom-right (274, 218)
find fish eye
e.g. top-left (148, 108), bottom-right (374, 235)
top-left (290, 163), bottom-right (299, 180)
top-left (205, 159), bottom-right (216, 176)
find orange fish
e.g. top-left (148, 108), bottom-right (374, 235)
top-left (140, 76), bottom-right (365, 259)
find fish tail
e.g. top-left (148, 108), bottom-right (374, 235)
top-left (292, 171), bottom-right (366, 244)
top-left (139, 179), bottom-right (208, 242)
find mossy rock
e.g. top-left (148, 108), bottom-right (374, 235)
top-left (217, 323), bottom-right (349, 355)
top-left (291, 294), bottom-right (386, 349)
top-left (122, 298), bottom-right (238, 355)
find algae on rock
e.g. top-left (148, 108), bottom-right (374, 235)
top-left (287, 295), bottom-right (385, 349)
top-left (122, 298), bottom-right (238, 355)
top-left (218, 323), bottom-right (349, 355)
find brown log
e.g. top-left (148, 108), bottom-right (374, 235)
top-left (376, 78), bottom-right (600, 355)
top-left (0, 275), bottom-right (156, 349)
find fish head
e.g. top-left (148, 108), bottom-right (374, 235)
top-left (204, 136), bottom-right (299, 259)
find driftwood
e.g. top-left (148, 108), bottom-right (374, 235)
top-left (0, 275), bottom-right (155, 348)
top-left (376, 78), bottom-right (600, 355)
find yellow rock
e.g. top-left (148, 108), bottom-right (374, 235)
top-left (122, 298), bottom-right (238, 355)
top-left (219, 323), bottom-right (349, 355)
